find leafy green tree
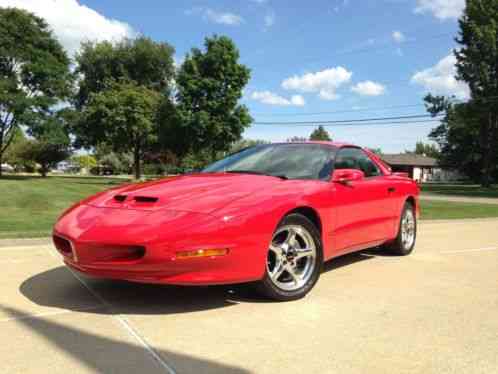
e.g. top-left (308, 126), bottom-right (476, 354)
top-left (425, 94), bottom-right (484, 181)
top-left (18, 113), bottom-right (72, 177)
top-left (81, 81), bottom-right (161, 179)
top-left (309, 126), bottom-right (332, 141)
top-left (170, 35), bottom-right (252, 160)
top-left (3, 128), bottom-right (35, 172)
top-left (0, 7), bottom-right (72, 176)
top-left (71, 155), bottom-right (97, 171)
top-left (75, 37), bottom-right (175, 109)
top-left (73, 36), bottom-right (176, 174)
top-left (405, 141), bottom-right (440, 158)
top-left (454, 0), bottom-right (498, 186)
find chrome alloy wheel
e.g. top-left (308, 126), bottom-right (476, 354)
top-left (401, 208), bottom-right (416, 249)
top-left (267, 225), bottom-right (317, 291)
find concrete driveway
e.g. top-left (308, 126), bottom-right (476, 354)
top-left (1, 219), bottom-right (498, 374)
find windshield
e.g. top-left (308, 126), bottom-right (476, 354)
top-left (202, 143), bottom-right (337, 180)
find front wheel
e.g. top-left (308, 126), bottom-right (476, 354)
top-left (385, 202), bottom-right (417, 256)
top-left (256, 213), bottom-right (323, 301)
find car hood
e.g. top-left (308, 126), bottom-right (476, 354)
top-left (86, 173), bottom-right (284, 214)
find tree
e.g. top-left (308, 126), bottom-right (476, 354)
top-left (454, 0), bottom-right (498, 186)
top-left (74, 37), bottom-right (175, 109)
top-left (425, 94), bottom-right (485, 181)
top-left (171, 35), bottom-right (252, 160)
top-left (3, 128), bottom-right (36, 172)
top-left (81, 81), bottom-right (161, 179)
top-left (18, 112), bottom-right (72, 177)
top-left (0, 7), bottom-right (72, 176)
top-left (71, 155), bottom-right (97, 171)
top-left (405, 141), bottom-right (440, 158)
top-left (309, 126), bottom-right (332, 141)
top-left (73, 37), bottom-right (176, 176)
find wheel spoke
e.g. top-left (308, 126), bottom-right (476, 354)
top-left (270, 244), bottom-right (283, 257)
top-left (286, 266), bottom-right (300, 285)
top-left (283, 228), bottom-right (297, 248)
top-left (295, 247), bottom-right (314, 260)
top-left (271, 262), bottom-right (285, 281)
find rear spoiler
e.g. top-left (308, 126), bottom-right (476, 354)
top-left (392, 172), bottom-right (410, 179)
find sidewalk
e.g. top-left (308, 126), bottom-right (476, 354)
top-left (420, 193), bottom-right (498, 205)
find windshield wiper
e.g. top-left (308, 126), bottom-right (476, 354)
top-left (225, 170), bottom-right (288, 180)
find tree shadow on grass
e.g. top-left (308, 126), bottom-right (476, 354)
top-left (0, 304), bottom-right (250, 374)
top-left (0, 174), bottom-right (39, 181)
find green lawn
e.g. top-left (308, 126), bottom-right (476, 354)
top-left (0, 175), bottom-right (130, 238)
top-left (421, 183), bottom-right (498, 198)
top-left (1, 175), bottom-right (498, 238)
top-left (420, 200), bottom-right (498, 220)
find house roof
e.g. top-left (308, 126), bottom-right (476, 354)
top-left (381, 154), bottom-right (437, 167)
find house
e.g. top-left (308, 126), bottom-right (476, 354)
top-left (381, 154), bottom-right (461, 182)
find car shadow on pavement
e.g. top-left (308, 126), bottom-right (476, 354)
top-left (0, 304), bottom-right (250, 374)
top-left (20, 250), bottom-right (383, 315)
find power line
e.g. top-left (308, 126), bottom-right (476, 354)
top-left (250, 96), bottom-right (498, 119)
top-left (251, 119), bottom-right (442, 127)
top-left (252, 103), bottom-right (427, 117)
top-left (252, 113), bottom-right (443, 126)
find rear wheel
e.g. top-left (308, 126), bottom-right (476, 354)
top-left (256, 213), bottom-right (323, 301)
top-left (385, 202), bottom-right (417, 256)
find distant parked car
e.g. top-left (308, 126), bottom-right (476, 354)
top-left (1, 163), bottom-right (14, 172)
top-left (53, 142), bottom-right (419, 301)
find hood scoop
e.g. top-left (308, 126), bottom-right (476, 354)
top-left (114, 195), bottom-right (127, 202)
top-left (133, 196), bottom-right (158, 203)
top-left (111, 194), bottom-right (158, 207)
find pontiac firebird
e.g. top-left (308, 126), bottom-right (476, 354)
top-left (53, 142), bottom-right (419, 301)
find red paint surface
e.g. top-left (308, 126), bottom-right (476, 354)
top-left (53, 142), bottom-right (419, 285)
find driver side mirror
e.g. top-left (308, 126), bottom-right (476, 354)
top-left (332, 169), bottom-right (365, 185)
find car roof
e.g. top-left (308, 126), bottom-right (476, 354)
top-left (271, 141), bottom-right (358, 148)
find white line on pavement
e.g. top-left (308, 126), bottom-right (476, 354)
top-left (45, 247), bottom-right (177, 374)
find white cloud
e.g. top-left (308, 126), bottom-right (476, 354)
top-left (351, 81), bottom-right (386, 96)
top-left (264, 11), bottom-right (275, 28)
top-left (186, 7), bottom-right (243, 26)
top-left (281, 67), bottom-right (352, 101)
top-left (392, 31), bottom-right (405, 43)
top-left (251, 91), bottom-right (305, 106)
top-left (411, 54), bottom-right (470, 99)
top-left (0, 0), bottom-right (136, 56)
top-left (414, 0), bottom-right (465, 20)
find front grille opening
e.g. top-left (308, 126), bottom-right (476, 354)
top-left (98, 246), bottom-right (146, 262)
top-left (53, 235), bottom-right (72, 256)
top-left (114, 195), bottom-right (127, 202)
top-left (134, 196), bottom-right (158, 203)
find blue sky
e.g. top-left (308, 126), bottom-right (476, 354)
top-left (2, 0), bottom-right (468, 153)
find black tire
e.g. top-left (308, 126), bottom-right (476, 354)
top-left (255, 213), bottom-right (323, 301)
top-left (385, 201), bottom-right (417, 256)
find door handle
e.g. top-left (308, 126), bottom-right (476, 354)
top-left (388, 187), bottom-right (396, 193)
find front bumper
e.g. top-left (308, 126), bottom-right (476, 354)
top-left (53, 205), bottom-right (267, 285)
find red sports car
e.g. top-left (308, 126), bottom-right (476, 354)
top-left (53, 142), bottom-right (419, 301)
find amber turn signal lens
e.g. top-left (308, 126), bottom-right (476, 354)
top-left (176, 248), bottom-right (229, 259)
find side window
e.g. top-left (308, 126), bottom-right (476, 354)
top-left (334, 148), bottom-right (382, 178)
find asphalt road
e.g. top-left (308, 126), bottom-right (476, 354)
top-left (1, 218), bottom-right (498, 374)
